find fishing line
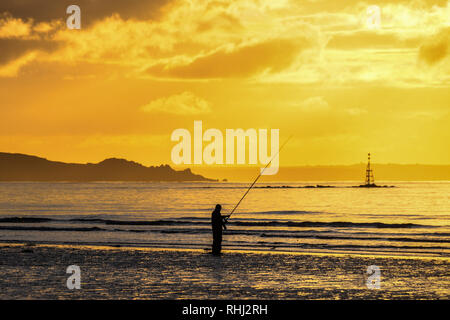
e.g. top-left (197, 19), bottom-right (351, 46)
top-left (225, 135), bottom-right (293, 221)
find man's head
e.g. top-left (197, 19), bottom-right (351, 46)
top-left (215, 204), bottom-right (221, 211)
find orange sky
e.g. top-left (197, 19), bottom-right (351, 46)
top-left (1, 0), bottom-right (449, 167)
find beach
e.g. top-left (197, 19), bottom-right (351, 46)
top-left (0, 243), bottom-right (448, 299)
top-left (1, 181), bottom-right (449, 299)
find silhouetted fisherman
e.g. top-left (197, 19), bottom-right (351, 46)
top-left (211, 204), bottom-right (229, 255)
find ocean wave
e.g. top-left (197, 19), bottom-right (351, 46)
top-left (259, 233), bottom-right (450, 243)
top-left (1, 225), bottom-right (448, 246)
top-left (232, 220), bottom-right (428, 229)
top-left (0, 217), bottom-right (53, 223)
top-left (0, 216), bottom-right (433, 229)
top-left (0, 225), bottom-right (103, 232)
top-left (233, 210), bottom-right (322, 215)
top-left (65, 218), bottom-right (435, 229)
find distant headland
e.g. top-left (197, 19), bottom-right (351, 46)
top-left (0, 152), bottom-right (215, 182)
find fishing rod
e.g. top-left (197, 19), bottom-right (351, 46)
top-left (225, 135), bottom-right (293, 222)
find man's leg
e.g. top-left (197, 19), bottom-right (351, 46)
top-left (212, 231), bottom-right (221, 255)
top-left (212, 241), bottom-right (220, 255)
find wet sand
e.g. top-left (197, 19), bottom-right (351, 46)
top-left (0, 243), bottom-right (448, 299)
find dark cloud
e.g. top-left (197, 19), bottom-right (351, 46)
top-left (146, 38), bottom-right (311, 79)
top-left (0, 0), bottom-right (170, 68)
top-left (0, 0), bottom-right (170, 26)
top-left (420, 41), bottom-right (448, 65)
top-left (419, 28), bottom-right (450, 65)
top-left (0, 39), bottom-right (59, 64)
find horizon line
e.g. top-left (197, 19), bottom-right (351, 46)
top-left (2, 151), bottom-right (450, 168)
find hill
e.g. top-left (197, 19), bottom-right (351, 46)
top-left (0, 153), bottom-right (215, 182)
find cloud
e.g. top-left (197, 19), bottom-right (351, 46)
top-left (0, 0), bottom-right (170, 26)
top-left (0, 14), bottom-right (62, 39)
top-left (140, 91), bottom-right (211, 115)
top-left (0, 0), bottom-right (322, 80)
top-left (146, 37), bottom-right (313, 79)
top-left (419, 27), bottom-right (450, 65)
top-left (327, 31), bottom-right (421, 49)
top-left (0, 1), bottom-right (169, 75)
top-left (0, 15), bottom-right (62, 71)
top-left (0, 51), bottom-right (37, 77)
top-left (298, 96), bottom-right (330, 112)
top-left (0, 16), bottom-right (31, 38)
top-left (0, 38), bottom-right (59, 65)
top-left (1, 0), bottom-right (450, 87)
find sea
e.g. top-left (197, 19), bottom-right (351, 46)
top-left (0, 181), bottom-right (449, 257)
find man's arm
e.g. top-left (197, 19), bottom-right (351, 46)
top-left (222, 215), bottom-right (230, 230)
